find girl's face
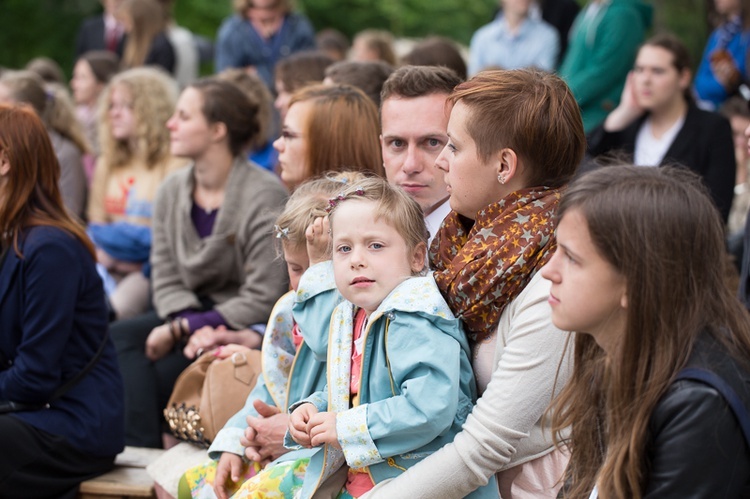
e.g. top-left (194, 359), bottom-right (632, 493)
top-left (108, 84), bottom-right (136, 140)
top-left (71, 59), bottom-right (102, 106)
top-left (351, 37), bottom-right (379, 62)
top-left (282, 242), bottom-right (309, 292)
top-left (166, 87), bottom-right (214, 159)
top-left (331, 199), bottom-right (425, 315)
top-left (714, 0), bottom-right (741, 15)
top-left (435, 100), bottom-right (506, 220)
top-left (273, 100), bottom-right (312, 189)
top-left (540, 208), bottom-right (628, 355)
top-left (632, 45), bottom-right (689, 112)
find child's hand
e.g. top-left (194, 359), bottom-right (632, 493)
top-left (308, 411), bottom-right (341, 449)
top-left (213, 452), bottom-right (244, 499)
top-left (289, 403), bottom-right (318, 447)
top-left (305, 216), bottom-right (331, 265)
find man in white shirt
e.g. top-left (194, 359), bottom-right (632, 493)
top-left (380, 66), bottom-right (463, 248)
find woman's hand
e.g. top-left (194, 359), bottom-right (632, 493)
top-left (241, 400), bottom-right (289, 462)
top-left (96, 247), bottom-right (143, 274)
top-left (305, 217), bottom-right (331, 265)
top-left (711, 53), bottom-right (741, 89)
top-left (289, 403), bottom-right (317, 448)
top-left (183, 326), bottom-right (262, 359)
top-left (145, 323), bottom-right (175, 361)
top-left (603, 71), bottom-right (645, 132)
top-left (308, 411), bottom-right (340, 449)
top-left (213, 452), bottom-right (244, 499)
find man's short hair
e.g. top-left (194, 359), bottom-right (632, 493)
top-left (380, 65), bottom-right (463, 104)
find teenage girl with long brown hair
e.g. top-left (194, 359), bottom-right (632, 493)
top-left (542, 165), bottom-right (750, 498)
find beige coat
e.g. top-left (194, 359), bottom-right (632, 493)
top-left (151, 158), bottom-right (289, 328)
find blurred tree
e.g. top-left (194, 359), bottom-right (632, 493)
top-left (0, 0), bottom-right (100, 78)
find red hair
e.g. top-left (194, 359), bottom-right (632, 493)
top-left (0, 104), bottom-right (94, 258)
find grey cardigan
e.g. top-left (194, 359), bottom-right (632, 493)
top-left (151, 158), bottom-right (289, 328)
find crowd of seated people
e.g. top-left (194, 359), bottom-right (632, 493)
top-left (2, 1), bottom-right (750, 498)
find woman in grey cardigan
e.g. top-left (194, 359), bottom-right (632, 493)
top-left (110, 78), bottom-right (289, 448)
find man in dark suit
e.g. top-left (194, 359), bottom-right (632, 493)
top-left (75, 0), bottom-right (126, 60)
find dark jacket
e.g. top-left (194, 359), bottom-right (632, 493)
top-left (587, 104), bottom-right (736, 223)
top-left (74, 15), bottom-right (125, 59)
top-left (144, 31), bottom-right (176, 74)
top-left (0, 226), bottom-right (124, 457)
top-left (644, 333), bottom-right (750, 497)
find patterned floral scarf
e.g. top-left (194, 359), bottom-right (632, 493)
top-left (430, 187), bottom-right (560, 342)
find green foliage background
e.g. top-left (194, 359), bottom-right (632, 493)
top-left (0, 0), bottom-right (713, 80)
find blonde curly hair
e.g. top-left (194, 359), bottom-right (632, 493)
top-left (97, 66), bottom-right (178, 169)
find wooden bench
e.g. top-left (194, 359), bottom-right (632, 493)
top-left (78, 447), bottom-right (165, 499)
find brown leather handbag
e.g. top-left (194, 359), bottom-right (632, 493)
top-left (164, 348), bottom-right (262, 447)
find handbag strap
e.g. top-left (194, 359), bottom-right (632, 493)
top-left (1, 331), bottom-right (110, 412)
top-left (49, 331), bottom-right (110, 404)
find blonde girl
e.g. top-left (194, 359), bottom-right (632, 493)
top-left (89, 66), bottom-right (185, 320)
top-left (172, 172), bottom-right (367, 499)
top-left (283, 177), bottom-right (495, 499)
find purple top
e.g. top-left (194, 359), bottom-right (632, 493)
top-left (173, 202), bottom-right (228, 332)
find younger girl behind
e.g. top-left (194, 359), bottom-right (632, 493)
top-left (175, 172), bottom-right (367, 499)
top-left (542, 166), bottom-right (750, 498)
top-left (287, 177), bottom-right (496, 498)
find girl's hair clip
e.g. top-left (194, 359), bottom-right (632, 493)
top-left (274, 224), bottom-right (290, 239)
top-left (324, 186), bottom-right (366, 214)
top-left (326, 173), bottom-right (349, 184)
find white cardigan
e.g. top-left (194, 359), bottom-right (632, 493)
top-left (365, 272), bottom-right (572, 498)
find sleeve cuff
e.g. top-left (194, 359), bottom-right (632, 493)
top-left (288, 392), bottom-right (327, 414)
top-left (295, 261), bottom-right (335, 302)
top-left (207, 427), bottom-right (246, 460)
top-left (337, 404), bottom-right (382, 468)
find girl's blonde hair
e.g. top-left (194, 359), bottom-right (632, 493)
top-left (97, 67), bottom-right (178, 169)
top-left (327, 176), bottom-right (428, 273)
top-left (274, 171), bottom-right (369, 255)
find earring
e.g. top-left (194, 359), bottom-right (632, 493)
top-left (497, 174), bottom-right (506, 185)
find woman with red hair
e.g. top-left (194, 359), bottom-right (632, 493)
top-left (0, 104), bottom-right (124, 498)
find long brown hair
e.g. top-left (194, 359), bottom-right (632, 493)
top-left (0, 104), bottom-right (94, 258)
top-left (289, 83), bottom-right (384, 179)
top-left (550, 166), bottom-right (750, 499)
top-left (0, 71), bottom-right (90, 154)
top-left (119, 0), bottom-right (167, 69)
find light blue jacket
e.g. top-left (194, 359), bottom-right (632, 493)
top-left (289, 262), bottom-right (497, 498)
top-left (208, 291), bottom-right (327, 462)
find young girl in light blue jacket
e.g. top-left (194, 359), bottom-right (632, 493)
top-left (284, 177), bottom-right (497, 499)
top-left (178, 173), bottom-right (366, 499)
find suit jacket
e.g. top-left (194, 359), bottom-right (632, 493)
top-left (0, 226), bottom-right (124, 457)
top-left (587, 104), bottom-right (736, 223)
top-left (75, 15), bottom-right (125, 59)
